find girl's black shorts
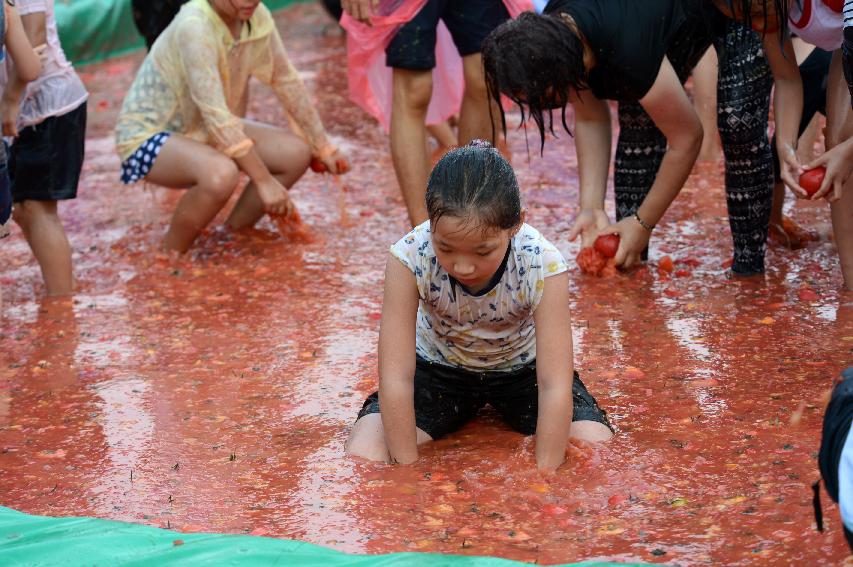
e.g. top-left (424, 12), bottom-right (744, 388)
top-left (10, 103), bottom-right (86, 203)
top-left (356, 356), bottom-right (612, 440)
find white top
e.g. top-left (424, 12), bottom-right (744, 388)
top-left (3, 0), bottom-right (87, 128)
top-left (840, 423), bottom-right (853, 532)
top-left (845, 0), bottom-right (852, 28)
top-left (790, 0), bottom-right (844, 51)
top-left (390, 221), bottom-right (569, 372)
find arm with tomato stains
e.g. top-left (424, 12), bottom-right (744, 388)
top-left (532, 272), bottom-right (574, 472)
top-left (566, 92), bottom-right (613, 249)
top-left (763, 32), bottom-right (806, 196)
top-left (378, 253), bottom-right (421, 464)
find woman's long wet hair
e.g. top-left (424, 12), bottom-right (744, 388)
top-left (482, 11), bottom-right (587, 154)
top-left (426, 140), bottom-right (522, 233)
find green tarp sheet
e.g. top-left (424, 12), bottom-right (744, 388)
top-left (55, 0), bottom-right (309, 66)
top-left (0, 506), bottom-right (646, 566)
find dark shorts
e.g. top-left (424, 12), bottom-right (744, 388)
top-left (120, 132), bottom-right (171, 185)
top-left (386, 0), bottom-right (510, 70)
top-left (844, 27), bottom-right (853, 109)
top-left (356, 357), bottom-right (613, 440)
top-left (9, 102), bottom-right (87, 203)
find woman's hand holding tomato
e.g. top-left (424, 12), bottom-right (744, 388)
top-left (604, 217), bottom-right (650, 269)
top-left (778, 141), bottom-right (808, 198)
top-left (568, 209), bottom-right (611, 249)
top-left (801, 139), bottom-right (853, 202)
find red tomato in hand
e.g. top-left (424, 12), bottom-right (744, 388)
top-left (310, 157), bottom-right (327, 173)
top-left (799, 167), bottom-right (826, 197)
top-left (594, 234), bottom-right (620, 258)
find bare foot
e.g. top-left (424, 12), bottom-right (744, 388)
top-left (768, 216), bottom-right (819, 250)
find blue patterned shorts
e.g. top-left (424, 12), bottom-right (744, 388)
top-left (120, 132), bottom-right (171, 184)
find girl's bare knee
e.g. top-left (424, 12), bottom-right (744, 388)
top-left (12, 200), bottom-right (57, 226)
top-left (203, 159), bottom-right (240, 201)
top-left (570, 420), bottom-right (613, 443)
top-left (345, 415), bottom-right (389, 462)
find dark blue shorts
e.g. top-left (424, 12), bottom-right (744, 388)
top-left (356, 356), bottom-right (612, 439)
top-left (385, 0), bottom-right (510, 70)
top-left (9, 102), bottom-right (86, 203)
top-left (120, 132), bottom-right (171, 185)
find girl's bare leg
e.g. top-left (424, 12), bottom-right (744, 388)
top-left (427, 120), bottom-right (457, 148)
top-left (144, 135), bottom-right (240, 252)
top-left (13, 200), bottom-right (73, 295)
top-left (693, 48), bottom-right (721, 163)
top-left (226, 119), bottom-right (311, 229)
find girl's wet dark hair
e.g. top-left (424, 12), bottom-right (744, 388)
top-left (726, 0), bottom-right (789, 37)
top-left (426, 140), bottom-right (522, 233)
top-left (482, 11), bottom-right (586, 154)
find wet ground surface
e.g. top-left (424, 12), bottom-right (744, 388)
top-left (1, 4), bottom-right (852, 565)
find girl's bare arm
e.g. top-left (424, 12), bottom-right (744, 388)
top-left (2, 9), bottom-right (46, 136)
top-left (533, 272), bottom-right (574, 472)
top-left (378, 254), bottom-right (420, 464)
top-left (4, 5), bottom-right (40, 82)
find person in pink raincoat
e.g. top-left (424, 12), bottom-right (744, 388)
top-left (341, 0), bottom-right (531, 226)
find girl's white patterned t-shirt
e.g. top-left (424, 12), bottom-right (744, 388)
top-left (390, 222), bottom-right (568, 372)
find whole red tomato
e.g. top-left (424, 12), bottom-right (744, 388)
top-left (594, 234), bottom-right (620, 258)
top-left (799, 167), bottom-right (826, 197)
top-left (310, 157), bottom-right (327, 173)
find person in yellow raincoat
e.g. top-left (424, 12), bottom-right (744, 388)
top-left (116, 0), bottom-right (348, 252)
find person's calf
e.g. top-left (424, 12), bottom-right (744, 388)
top-left (12, 200), bottom-right (73, 296)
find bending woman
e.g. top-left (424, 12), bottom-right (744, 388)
top-left (482, 0), bottom-right (803, 275)
top-left (116, 0), bottom-right (347, 252)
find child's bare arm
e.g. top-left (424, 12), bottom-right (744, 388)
top-left (532, 272), bottom-right (574, 472)
top-left (4, 5), bottom-right (41, 82)
top-left (378, 254), bottom-right (420, 464)
top-left (2, 9), bottom-right (46, 136)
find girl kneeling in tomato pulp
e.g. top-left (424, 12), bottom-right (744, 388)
top-left (346, 140), bottom-right (613, 472)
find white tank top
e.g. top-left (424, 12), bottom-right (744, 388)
top-left (789, 0), bottom-right (844, 51)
